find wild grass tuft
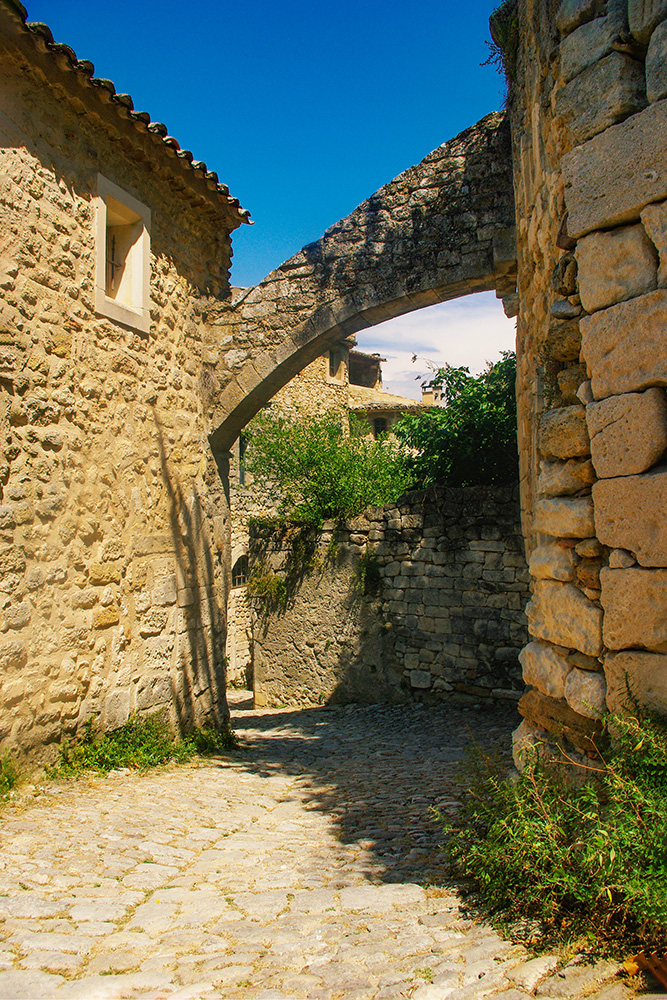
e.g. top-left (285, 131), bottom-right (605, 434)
top-left (442, 712), bottom-right (667, 950)
top-left (52, 712), bottom-right (237, 777)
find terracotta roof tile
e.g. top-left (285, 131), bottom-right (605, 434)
top-left (2, 0), bottom-right (250, 226)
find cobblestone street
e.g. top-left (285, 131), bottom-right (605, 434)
top-left (0, 695), bottom-right (642, 999)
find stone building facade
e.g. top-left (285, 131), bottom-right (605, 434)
top-left (0, 0), bottom-right (248, 752)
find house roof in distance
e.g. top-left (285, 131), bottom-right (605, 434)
top-left (348, 383), bottom-right (427, 414)
top-left (0, 0), bottom-right (250, 229)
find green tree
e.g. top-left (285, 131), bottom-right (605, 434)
top-left (393, 351), bottom-right (518, 488)
top-left (243, 410), bottom-right (414, 527)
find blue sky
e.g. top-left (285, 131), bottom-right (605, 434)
top-left (26, 0), bottom-right (516, 395)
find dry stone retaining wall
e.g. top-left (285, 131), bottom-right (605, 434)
top-left (250, 486), bottom-right (529, 709)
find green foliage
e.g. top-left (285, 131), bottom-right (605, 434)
top-left (487, 0), bottom-right (519, 81)
top-left (53, 713), bottom-right (237, 777)
top-left (394, 352), bottom-right (518, 488)
top-left (355, 550), bottom-right (382, 596)
top-left (0, 756), bottom-right (18, 796)
top-left (444, 712), bottom-right (667, 947)
top-left (247, 561), bottom-right (288, 611)
top-left (244, 410), bottom-right (413, 528)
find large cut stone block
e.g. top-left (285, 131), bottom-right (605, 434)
top-left (538, 405), bottom-right (590, 459)
top-left (646, 21), bottom-right (667, 103)
top-left (526, 580), bottom-right (603, 656)
top-left (554, 52), bottom-right (646, 145)
top-left (586, 388), bottom-right (667, 477)
top-left (605, 649), bottom-right (667, 712)
top-left (641, 200), bottom-right (667, 285)
top-left (580, 288), bottom-right (667, 399)
top-left (576, 224), bottom-right (657, 312)
top-left (564, 666), bottom-right (606, 718)
top-left (518, 688), bottom-right (603, 754)
top-left (628, 0), bottom-right (667, 44)
top-left (529, 541), bottom-right (577, 581)
top-left (593, 470), bottom-right (667, 565)
top-left (537, 458), bottom-right (595, 496)
top-left (519, 640), bottom-right (572, 698)
top-left (563, 99), bottom-right (667, 237)
top-left (559, 16), bottom-right (620, 84)
top-left (534, 497), bottom-right (595, 538)
top-left (556, 0), bottom-right (605, 37)
top-left (600, 566), bottom-right (667, 649)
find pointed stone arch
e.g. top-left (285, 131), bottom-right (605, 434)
top-left (208, 110), bottom-right (516, 450)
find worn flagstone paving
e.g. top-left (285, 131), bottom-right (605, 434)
top-left (0, 693), bottom-right (647, 999)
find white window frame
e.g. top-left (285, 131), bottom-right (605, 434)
top-left (94, 173), bottom-right (151, 333)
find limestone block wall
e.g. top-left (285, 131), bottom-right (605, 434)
top-left (250, 486), bottom-right (529, 709)
top-left (512, 0), bottom-right (667, 763)
top-left (270, 351), bottom-right (350, 416)
top-left (0, 25), bottom-right (240, 753)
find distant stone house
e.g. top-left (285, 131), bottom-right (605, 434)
top-left (226, 340), bottom-right (424, 685)
top-left (0, 0), bottom-right (249, 751)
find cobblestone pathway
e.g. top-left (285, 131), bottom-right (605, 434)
top-left (0, 695), bottom-right (646, 1000)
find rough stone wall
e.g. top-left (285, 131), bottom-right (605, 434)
top-left (511, 0), bottom-right (667, 764)
top-left (270, 351), bottom-right (350, 416)
top-left (207, 113), bottom-right (517, 449)
top-left (250, 487), bottom-right (529, 708)
top-left (0, 36), bottom-right (237, 753)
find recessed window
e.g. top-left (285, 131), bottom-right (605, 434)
top-left (328, 348), bottom-right (345, 382)
top-left (232, 555), bottom-right (249, 587)
top-left (95, 174), bottom-right (150, 333)
top-left (373, 417), bottom-right (387, 438)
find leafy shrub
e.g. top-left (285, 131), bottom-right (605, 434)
top-left (394, 352), bottom-right (518, 488)
top-left (247, 561), bottom-right (288, 610)
top-left (244, 410), bottom-right (413, 528)
top-left (54, 713), bottom-right (237, 777)
top-left (444, 712), bottom-right (667, 948)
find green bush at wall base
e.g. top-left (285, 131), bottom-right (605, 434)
top-left (443, 712), bottom-right (667, 949)
top-left (52, 713), bottom-right (237, 777)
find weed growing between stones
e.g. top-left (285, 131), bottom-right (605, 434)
top-left (442, 713), bottom-right (667, 950)
top-left (354, 550), bottom-right (382, 596)
top-left (247, 561), bottom-right (288, 611)
top-left (0, 756), bottom-right (19, 797)
top-left (487, 0), bottom-right (519, 82)
top-left (51, 713), bottom-right (238, 777)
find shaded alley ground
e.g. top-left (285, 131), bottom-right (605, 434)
top-left (0, 694), bottom-right (651, 1000)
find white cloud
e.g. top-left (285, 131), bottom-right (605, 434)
top-left (354, 290), bottom-right (517, 400)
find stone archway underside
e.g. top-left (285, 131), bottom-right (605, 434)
top-left (208, 110), bottom-right (517, 449)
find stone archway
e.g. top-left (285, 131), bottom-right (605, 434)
top-left (207, 110), bottom-right (516, 451)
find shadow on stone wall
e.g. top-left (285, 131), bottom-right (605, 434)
top-left (249, 487), bottom-right (529, 711)
top-left (153, 413), bottom-right (229, 731)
